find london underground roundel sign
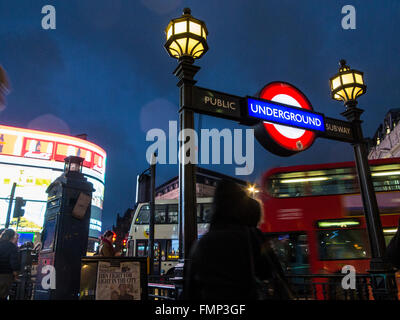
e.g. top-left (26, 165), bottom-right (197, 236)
top-left (254, 82), bottom-right (316, 156)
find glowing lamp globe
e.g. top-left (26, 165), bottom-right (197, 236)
top-left (330, 60), bottom-right (366, 105)
top-left (164, 8), bottom-right (208, 61)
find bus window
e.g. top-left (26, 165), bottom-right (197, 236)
top-left (383, 228), bottom-right (398, 246)
top-left (202, 203), bottom-right (213, 223)
top-left (127, 240), bottom-right (135, 257)
top-left (135, 204), bottom-right (167, 224)
top-left (155, 205), bottom-right (167, 224)
top-left (372, 174), bottom-right (400, 192)
top-left (196, 204), bottom-right (201, 223)
top-left (266, 164), bottom-right (400, 198)
top-left (154, 242), bottom-right (160, 261)
top-left (135, 205), bottom-right (150, 224)
top-left (135, 240), bottom-right (160, 258)
top-left (167, 204), bottom-right (178, 224)
top-left (196, 203), bottom-right (213, 223)
top-left (267, 168), bottom-right (357, 198)
top-left (136, 240), bottom-right (147, 257)
top-left (318, 229), bottom-right (371, 260)
top-left (266, 233), bottom-right (309, 274)
top-left (167, 239), bottom-right (179, 260)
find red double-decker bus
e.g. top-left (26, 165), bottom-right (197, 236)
top-left (259, 158), bottom-right (400, 277)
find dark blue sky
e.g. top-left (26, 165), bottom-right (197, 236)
top-left (1, 0), bottom-right (399, 230)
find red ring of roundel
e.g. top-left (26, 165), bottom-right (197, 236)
top-left (259, 82), bottom-right (316, 151)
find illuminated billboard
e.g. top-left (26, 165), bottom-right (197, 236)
top-left (0, 125), bottom-right (106, 240)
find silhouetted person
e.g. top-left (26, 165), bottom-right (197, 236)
top-left (183, 179), bottom-right (291, 300)
top-left (0, 229), bottom-right (20, 300)
top-left (386, 218), bottom-right (400, 269)
top-left (231, 193), bottom-right (292, 299)
top-left (244, 197), bottom-right (293, 300)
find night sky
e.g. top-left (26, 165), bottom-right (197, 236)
top-left (1, 0), bottom-right (399, 231)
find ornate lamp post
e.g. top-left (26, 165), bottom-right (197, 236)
top-left (330, 60), bottom-right (398, 300)
top-left (164, 8), bottom-right (208, 260)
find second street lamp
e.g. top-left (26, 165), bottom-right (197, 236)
top-left (164, 8), bottom-right (209, 262)
top-left (330, 59), bottom-right (398, 300)
top-left (330, 59), bottom-right (366, 103)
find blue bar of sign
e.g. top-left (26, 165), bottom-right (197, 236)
top-left (247, 97), bottom-right (325, 132)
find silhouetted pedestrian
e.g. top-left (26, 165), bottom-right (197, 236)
top-left (244, 197), bottom-right (293, 300)
top-left (386, 218), bottom-right (400, 269)
top-left (183, 179), bottom-right (292, 300)
top-left (0, 229), bottom-right (20, 300)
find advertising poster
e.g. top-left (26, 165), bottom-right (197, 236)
top-left (95, 261), bottom-right (141, 300)
top-left (0, 125), bottom-right (106, 239)
top-left (0, 132), bottom-right (20, 156)
top-left (72, 192), bottom-right (92, 220)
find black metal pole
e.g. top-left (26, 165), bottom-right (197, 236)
top-left (5, 182), bottom-right (16, 228)
top-left (342, 102), bottom-right (398, 300)
top-left (174, 56), bottom-right (199, 261)
top-left (149, 153), bottom-right (156, 276)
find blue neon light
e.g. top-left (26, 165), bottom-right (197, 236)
top-left (247, 98), bottom-right (325, 132)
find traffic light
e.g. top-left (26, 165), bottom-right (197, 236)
top-left (136, 173), bottom-right (151, 203)
top-left (13, 197), bottom-right (26, 218)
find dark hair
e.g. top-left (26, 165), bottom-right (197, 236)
top-left (0, 228), bottom-right (16, 242)
top-left (211, 179), bottom-right (251, 226)
top-left (103, 230), bottom-right (114, 238)
top-left (241, 198), bottom-right (261, 227)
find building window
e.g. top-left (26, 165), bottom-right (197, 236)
top-left (167, 204), bottom-right (178, 224)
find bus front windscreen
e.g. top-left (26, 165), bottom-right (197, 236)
top-left (318, 229), bottom-right (371, 260)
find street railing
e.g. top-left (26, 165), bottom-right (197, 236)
top-left (8, 246), bottom-right (38, 301)
top-left (148, 275), bottom-right (179, 300)
top-left (285, 273), bottom-right (373, 300)
top-left (147, 273), bottom-right (383, 300)
top-left (5, 268), bottom-right (391, 300)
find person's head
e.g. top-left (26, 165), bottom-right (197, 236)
top-left (211, 179), bottom-right (251, 226)
top-left (239, 197), bottom-right (262, 227)
top-left (103, 230), bottom-right (114, 242)
top-left (0, 228), bottom-right (18, 244)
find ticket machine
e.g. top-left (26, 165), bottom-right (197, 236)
top-left (34, 156), bottom-right (94, 300)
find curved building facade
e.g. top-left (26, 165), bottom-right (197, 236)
top-left (0, 125), bottom-right (106, 250)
